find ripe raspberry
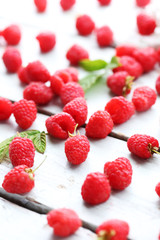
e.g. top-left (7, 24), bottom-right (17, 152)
top-left (36, 32), bottom-right (56, 53)
top-left (105, 96), bottom-right (135, 124)
top-left (18, 66), bottom-right (30, 84)
top-left (64, 67), bottom-right (78, 82)
top-left (34, 0), bottom-right (47, 12)
top-left (81, 172), bottom-right (111, 205)
top-left (137, 13), bottom-right (156, 35)
top-left (60, 0), bottom-right (76, 11)
top-left (113, 56), bottom-right (143, 79)
top-left (2, 47), bottom-right (22, 73)
top-left (116, 45), bottom-right (137, 57)
top-left (136, 0), bottom-right (151, 7)
top-left (97, 0), bottom-right (111, 6)
top-left (132, 47), bottom-right (157, 72)
top-left (156, 76), bottom-right (160, 94)
top-left (127, 134), bottom-right (159, 159)
top-left (155, 182), bottom-right (160, 197)
top-left (26, 61), bottom-right (50, 83)
top-left (60, 82), bottom-right (84, 105)
top-left (65, 134), bottom-right (90, 165)
top-left (9, 137), bottom-right (35, 167)
top-left (66, 44), bottom-right (89, 65)
top-left (132, 86), bottom-right (157, 112)
top-left (13, 99), bottom-right (37, 129)
top-left (0, 97), bottom-right (12, 121)
top-left (96, 219), bottom-right (129, 240)
top-left (1, 24), bottom-right (21, 45)
top-left (63, 97), bottom-right (88, 127)
top-left (76, 15), bottom-right (95, 36)
top-left (86, 110), bottom-right (113, 139)
top-left (2, 165), bottom-right (35, 194)
top-left (107, 71), bottom-right (134, 96)
top-left (45, 113), bottom-right (76, 139)
top-left (104, 157), bottom-right (133, 190)
top-left (23, 82), bottom-right (53, 105)
top-left (96, 26), bottom-right (113, 47)
top-left (47, 208), bottom-right (81, 237)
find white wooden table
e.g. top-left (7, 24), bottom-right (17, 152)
top-left (1, 0), bottom-right (160, 239)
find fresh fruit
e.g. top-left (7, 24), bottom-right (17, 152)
top-left (97, 0), bottom-right (111, 6)
top-left (156, 76), bottom-right (160, 94)
top-left (26, 61), bottom-right (50, 83)
top-left (136, 0), bottom-right (151, 7)
top-left (66, 44), bottom-right (89, 65)
top-left (155, 182), bottom-right (160, 197)
top-left (96, 26), bottom-right (113, 47)
top-left (137, 13), bottom-right (156, 35)
top-left (0, 24), bottom-right (21, 45)
top-left (64, 67), bottom-right (79, 82)
top-left (36, 32), bottom-right (56, 53)
top-left (0, 97), bottom-right (12, 121)
top-left (34, 0), bottom-right (47, 12)
top-left (18, 66), bottom-right (30, 84)
top-left (2, 47), bottom-right (22, 73)
top-left (76, 14), bottom-right (95, 36)
top-left (60, 0), bottom-right (76, 10)
top-left (116, 45), bottom-right (137, 57)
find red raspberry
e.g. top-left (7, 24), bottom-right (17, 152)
top-left (132, 86), bottom-right (156, 112)
top-left (9, 137), bottom-right (35, 167)
top-left (2, 165), bottom-right (35, 194)
top-left (63, 97), bottom-right (87, 127)
top-left (26, 60), bottom-right (50, 83)
top-left (136, 0), bottom-right (151, 7)
top-left (65, 134), bottom-right (90, 165)
top-left (105, 96), bottom-right (135, 124)
top-left (45, 113), bottom-right (76, 139)
top-left (13, 99), bottom-right (37, 129)
top-left (96, 26), bottom-right (113, 47)
top-left (97, 0), bottom-right (111, 6)
top-left (132, 47), bottom-right (157, 72)
top-left (0, 97), bottom-right (12, 121)
top-left (96, 219), bottom-right (129, 240)
top-left (1, 24), bottom-right (21, 45)
top-left (104, 157), bottom-right (133, 190)
top-left (2, 47), bottom-right (22, 73)
top-left (81, 172), bottom-right (111, 205)
top-left (64, 67), bottom-right (78, 82)
top-left (60, 0), bottom-right (76, 10)
top-left (116, 45), bottom-right (137, 57)
top-left (127, 134), bottom-right (159, 159)
top-left (155, 182), bottom-right (160, 197)
top-left (23, 82), bottom-right (53, 105)
top-left (113, 56), bottom-right (143, 79)
top-left (60, 82), bottom-right (84, 105)
top-left (76, 15), bottom-right (95, 36)
top-left (34, 0), bottom-right (47, 12)
top-left (66, 44), bottom-right (89, 65)
top-left (86, 110), bottom-right (113, 139)
top-left (137, 13), bottom-right (156, 35)
top-left (47, 208), bottom-right (81, 237)
top-left (107, 71), bottom-right (134, 96)
top-left (18, 66), bottom-right (30, 84)
top-left (156, 76), bottom-right (160, 94)
top-left (36, 32), bottom-right (56, 53)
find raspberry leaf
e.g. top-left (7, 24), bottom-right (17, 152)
top-left (79, 59), bottom-right (107, 71)
top-left (32, 131), bottom-right (46, 154)
top-left (106, 56), bottom-right (122, 69)
top-left (79, 73), bottom-right (104, 92)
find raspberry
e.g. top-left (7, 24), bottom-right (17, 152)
top-left (65, 134), bottom-right (90, 165)
top-left (13, 99), bottom-right (37, 129)
top-left (47, 208), bottom-right (81, 237)
top-left (86, 110), bottom-right (113, 139)
top-left (104, 157), bottom-right (133, 190)
top-left (1, 24), bottom-right (21, 45)
top-left (96, 26), bottom-right (113, 47)
top-left (64, 67), bottom-right (78, 82)
top-left (63, 97), bottom-right (88, 127)
top-left (60, 0), bottom-right (76, 10)
top-left (26, 60), bottom-right (50, 83)
top-left (2, 165), bottom-right (35, 194)
top-left (76, 15), bottom-right (95, 36)
top-left (34, 0), bottom-right (47, 12)
top-left (18, 66), bottom-right (30, 84)
top-left (132, 47), bottom-right (157, 72)
top-left (81, 172), bottom-right (111, 205)
top-left (127, 134), bottom-right (159, 159)
top-left (107, 71), bottom-right (134, 96)
top-left (156, 76), bottom-right (160, 94)
top-left (113, 56), bottom-right (143, 79)
top-left (155, 182), bottom-right (160, 197)
top-left (0, 97), bottom-right (12, 121)
top-left (137, 13), bottom-right (156, 35)
top-left (9, 137), bottom-right (35, 167)
top-left (45, 113), bottom-right (76, 139)
top-left (97, 0), bottom-right (111, 6)
top-left (66, 44), bottom-right (89, 65)
top-left (2, 47), bottom-right (22, 73)
top-left (136, 0), bottom-right (151, 7)
top-left (60, 82), bottom-right (84, 105)
top-left (105, 96), bottom-right (135, 124)
top-left (96, 219), bottom-right (129, 240)
top-left (116, 45), bottom-right (137, 57)
top-left (132, 86), bottom-right (157, 112)
top-left (36, 32), bottom-right (56, 53)
top-left (23, 82), bottom-right (53, 105)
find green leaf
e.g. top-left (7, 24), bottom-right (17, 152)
top-left (106, 56), bottom-right (122, 69)
top-left (32, 131), bottom-right (46, 154)
top-left (79, 59), bottom-right (107, 71)
top-left (79, 73), bottom-right (103, 92)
